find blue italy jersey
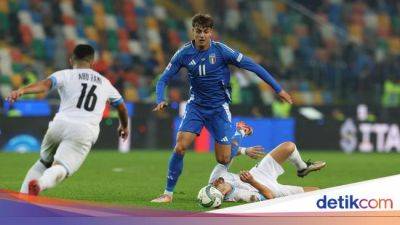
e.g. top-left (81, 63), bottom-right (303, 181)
top-left (156, 40), bottom-right (282, 107)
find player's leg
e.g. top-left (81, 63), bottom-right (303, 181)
top-left (29, 122), bottom-right (97, 195)
top-left (214, 143), bottom-right (231, 165)
top-left (30, 162), bottom-right (68, 195)
top-left (32, 138), bottom-right (92, 195)
top-left (20, 160), bottom-right (48, 194)
top-left (209, 131), bottom-right (239, 183)
top-left (209, 122), bottom-right (254, 183)
top-left (269, 142), bottom-right (304, 166)
top-left (208, 103), bottom-right (234, 165)
top-left (230, 121), bottom-right (253, 159)
top-left (21, 122), bottom-right (60, 194)
top-left (269, 142), bottom-right (326, 177)
top-left (151, 131), bottom-right (197, 203)
top-left (206, 104), bottom-right (235, 183)
top-left (151, 104), bottom-right (203, 203)
top-left (167, 131), bottom-right (197, 191)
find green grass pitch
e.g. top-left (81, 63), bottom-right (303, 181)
top-left (1, 150), bottom-right (400, 211)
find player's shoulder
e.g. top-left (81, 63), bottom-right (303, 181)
top-left (89, 69), bottom-right (112, 84)
top-left (179, 41), bottom-right (193, 52)
top-left (50, 69), bottom-right (69, 76)
top-left (175, 41), bottom-right (195, 55)
top-left (213, 41), bottom-right (236, 53)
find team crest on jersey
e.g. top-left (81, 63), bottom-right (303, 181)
top-left (209, 53), bottom-right (216, 64)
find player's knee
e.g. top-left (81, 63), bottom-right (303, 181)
top-left (174, 143), bottom-right (187, 155)
top-left (216, 156), bottom-right (230, 165)
top-left (282, 141), bottom-right (296, 154)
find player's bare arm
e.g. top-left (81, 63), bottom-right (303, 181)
top-left (152, 101), bottom-right (168, 112)
top-left (116, 103), bottom-right (129, 141)
top-left (6, 79), bottom-right (52, 103)
top-left (242, 146), bottom-right (265, 159)
top-left (239, 170), bottom-right (274, 199)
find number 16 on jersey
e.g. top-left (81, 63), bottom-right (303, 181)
top-left (76, 83), bottom-right (97, 111)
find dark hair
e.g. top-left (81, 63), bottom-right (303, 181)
top-left (72, 44), bottom-right (95, 62)
top-left (192, 13), bottom-right (214, 29)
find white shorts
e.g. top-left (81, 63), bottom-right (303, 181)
top-left (40, 119), bottom-right (99, 176)
top-left (250, 154), bottom-right (304, 198)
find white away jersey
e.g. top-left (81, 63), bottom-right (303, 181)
top-left (49, 68), bottom-right (122, 127)
top-left (220, 172), bottom-right (264, 202)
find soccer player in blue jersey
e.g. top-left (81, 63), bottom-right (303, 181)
top-left (151, 14), bottom-right (293, 203)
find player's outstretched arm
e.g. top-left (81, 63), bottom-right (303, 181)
top-left (116, 103), bottom-right (129, 141)
top-left (217, 42), bottom-right (293, 104)
top-left (240, 170), bottom-right (274, 199)
top-left (241, 146), bottom-right (265, 159)
top-left (6, 79), bottom-right (52, 103)
top-left (240, 58), bottom-right (293, 104)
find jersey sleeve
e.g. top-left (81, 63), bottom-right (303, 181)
top-left (107, 81), bottom-right (123, 107)
top-left (216, 42), bottom-right (244, 67)
top-left (217, 42), bottom-right (282, 93)
top-left (235, 56), bottom-right (282, 93)
top-left (49, 70), bottom-right (67, 89)
top-left (228, 188), bottom-right (263, 202)
top-left (156, 49), bottom-right (183, 103)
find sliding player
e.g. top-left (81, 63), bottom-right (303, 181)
top-left (206, 139), bottom-right (325, 203)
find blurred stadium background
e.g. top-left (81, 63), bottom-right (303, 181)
top-left (0, 0), bottom-right (400, 210)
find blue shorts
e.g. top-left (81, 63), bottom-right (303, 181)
top-left (179, 103), bottom-right (234, 145)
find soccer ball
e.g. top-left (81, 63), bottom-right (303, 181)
top-left (197, 185), bottom-right (223, 208)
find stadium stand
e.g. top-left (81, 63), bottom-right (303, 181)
top-left (0, 0), bottom-right (399, 106)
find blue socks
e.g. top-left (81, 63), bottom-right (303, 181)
top-left (165, 151), bottom-right (184, 193)
top-left (230, 130), bottom-right (245, 160)
top-left (164, 129), bottom-right (245, 193)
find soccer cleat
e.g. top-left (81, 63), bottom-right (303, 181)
top-left (28, 180), bottom-right (41, 196)
top-left (297, 160), bottom-right (326, 178)
top-left (236, 121), bottom-right (253, 136)
top-left (150, 194), bottom-right (173, 203)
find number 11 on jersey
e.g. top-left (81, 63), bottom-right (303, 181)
top-left (198, 64), bottom-right (206, 76)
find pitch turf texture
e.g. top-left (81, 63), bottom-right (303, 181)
top-left (1, 150), bottom-right (400, 211)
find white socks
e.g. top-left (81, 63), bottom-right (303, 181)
top-left (164, 190), bottom-right (173, 196)
top-left (288, 146), bottom-right (307, 171)
top-left (20, 160), bottom-right (47, 194)
top-left (38, 165), bottom-right (67, 191)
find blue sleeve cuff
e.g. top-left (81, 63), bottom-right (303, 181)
top-left (49, 76), bottom-right (57, 89)
top-left (110, 98), bottom-right (124, 107)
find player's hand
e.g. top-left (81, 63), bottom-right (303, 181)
top-left (6, 89), bottom-right (24, 103)
top-left (245, 146), bottom-right (265, 159)
top-left (278, 90), bottom-right (293, 104)
top-left (239, 171), bottom-right (255, 184)
top-left (118, 126), bottom-right (129, 141)
top-left (152, 101), bottom-right (168, 112)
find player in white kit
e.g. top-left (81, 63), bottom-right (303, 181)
top-left (205, 140), bottom-right (326, 203)
top-left (6, 44), bottom-right (129, 196)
